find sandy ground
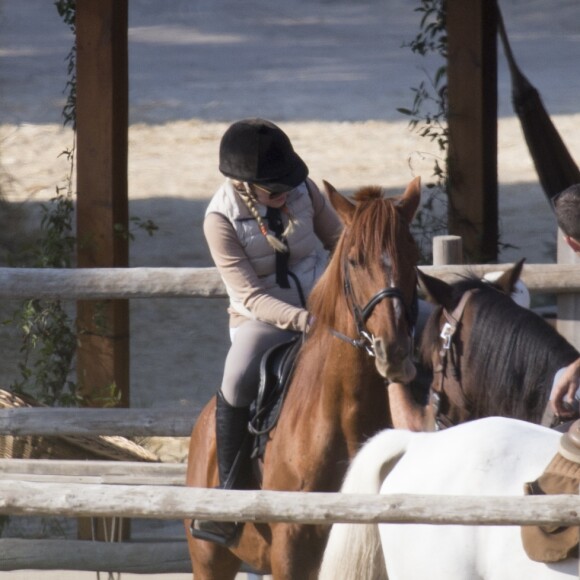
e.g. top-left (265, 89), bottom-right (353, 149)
top-left (0, 0), bottom-right (579, 576)
top-left (3, 113), bottom-right (580, 461)
top-left (1, 0), bottom-right (578, 420)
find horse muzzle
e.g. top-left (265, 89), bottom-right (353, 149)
top-left (372, 335), bottom-right (417, 383)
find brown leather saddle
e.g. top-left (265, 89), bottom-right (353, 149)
top-left (521, 419), bottom-right (580, 562)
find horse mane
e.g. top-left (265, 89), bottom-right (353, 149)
top-left (420, 275), bottom-right (580, 422)
top-left (308, 187), bottom-right (418, 331)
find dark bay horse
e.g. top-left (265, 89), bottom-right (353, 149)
top-left (184, 177), bottom-right (421, 579)
top-left (417, 261), bottom-right (580, 426)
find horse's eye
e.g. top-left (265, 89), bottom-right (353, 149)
top-left (348, 256), bottom-right (364, 268)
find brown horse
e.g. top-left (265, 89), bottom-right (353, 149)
top-left (184, 178), bottom-right (421, 579)
top-left (417, 261), bottom-right (580, 427)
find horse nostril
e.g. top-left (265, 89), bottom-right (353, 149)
top-left (372, 336), bottom-right (411, 363)
top-left (387, 340), bottom-right (410, 363)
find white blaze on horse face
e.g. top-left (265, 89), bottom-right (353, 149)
top-left (372, 251), bottom-right (415, 382)
top-left (382, 252), bottom-right (403, 322)
top-left (382, 253), bottom-right (393, 273)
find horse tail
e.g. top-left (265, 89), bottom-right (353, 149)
top-left (319, 429), bottom-right (413, 580)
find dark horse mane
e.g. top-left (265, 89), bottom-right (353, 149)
top-left (308, 186), bottom-right (419, 330)
top-left (420, 274), bottom-right (580, 422)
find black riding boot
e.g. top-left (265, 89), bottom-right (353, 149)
top-left (191, 391), bottom-right (250, 546)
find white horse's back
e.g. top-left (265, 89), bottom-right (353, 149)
top-left (320, 418), bottom-right (576, 580)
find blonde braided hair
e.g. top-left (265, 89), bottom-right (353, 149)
top-left (234, 181), bottom-right (297, 252)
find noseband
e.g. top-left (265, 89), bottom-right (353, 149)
top-left (331, 263), bottom-right (418, 357)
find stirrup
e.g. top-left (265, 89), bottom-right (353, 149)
top-left (190, 518), bottom-right (242, 547)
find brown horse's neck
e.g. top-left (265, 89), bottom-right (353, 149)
top-left (293, 332), bottom-right (391, 451)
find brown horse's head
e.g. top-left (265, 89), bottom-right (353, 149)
top-left (416, 259), bottom-right (579, 426)
top-left (309, 177), bottom-right (421, 383)
top-left (417, 261), bottom-right (527, 416)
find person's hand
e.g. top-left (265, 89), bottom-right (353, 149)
top-left (550, 357), bottom-right (580, 416)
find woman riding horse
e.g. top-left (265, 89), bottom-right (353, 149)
top-left (186, 170), bottom-right (422, 577)
top-left (192, 118), bottom-right (342, 544)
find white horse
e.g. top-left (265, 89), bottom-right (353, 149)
top-left (319, 417), bottom-right (577, 580)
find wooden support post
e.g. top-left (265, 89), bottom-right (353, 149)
top-left (75, 0), bottom-right (130, 542)
top-left (75, 0), bottom-right (129, 408)
top-left (446, 0), bottom-right (498, 263)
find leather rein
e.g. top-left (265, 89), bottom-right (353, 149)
top-left (431, 288), bottom-right (477, 428)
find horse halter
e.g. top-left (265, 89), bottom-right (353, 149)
top-left (432, 288), bottom-right (477, 428)
top-left (331, 262), bottom-right (418, 357)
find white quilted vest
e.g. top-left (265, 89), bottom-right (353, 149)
top-left (206, 180), bottom-right (329, 318)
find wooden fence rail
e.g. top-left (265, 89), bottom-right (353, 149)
top-left (1, 481), bottom-right (579, 574)
top-left (1, 539), bottom-right (191, 574)
top-left (1, 256), bottom-right (579, 577)
top-left (0, 458), bottom-right (186, 485)
top-left (1, 480), bottom-right (580, 526)
top-left (0, 407), bottom-right (197, 437)
top-left (0, 264), bottom-right (579, 299)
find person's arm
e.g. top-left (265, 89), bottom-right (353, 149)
top-left (204, 212), bottom-right (309, 331)
top-left (387, 382), bottom-right (435, 431)
top-left (550, 357), bottom-right (580, 416)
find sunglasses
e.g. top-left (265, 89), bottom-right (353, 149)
top-left (254, 184), bottom-right (292, 199)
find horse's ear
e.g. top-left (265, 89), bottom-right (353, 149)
top-left (396, 176), bottom-right (421, 224)
top-left (323, 180), bottom-right (355, 225)
top-left (417, 268), bottom-right (455, 311)
top-left (492, 258), bottom-right (526, 295)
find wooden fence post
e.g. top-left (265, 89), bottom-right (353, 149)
top-left (446, 0), bottom-right (498, 263)
top-left (433, 235), bottom-right (463, 266)
top-left (76, 0), bottom-right (130, 407)
top-left (75, 0), bottom-right (130, 544)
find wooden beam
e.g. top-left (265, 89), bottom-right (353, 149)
top-left (419, 263), bottom-right (580, 293)
top-left (1, 481), bottom-right (580, 526)
top-left (0, 539), bottom-right (269, 575)
top-left (0, 459), bottom-right (186, 485)
top-left (0, 267), bottom-right (225, 299)
top-left (0, 265), bottom-right (579, 298)
top-left (0, 407), bottom-right (197, 437)
top-left (1, 539), bottom-right (191, 574)
top-left (76, 0), bottom-right (129, 268)
top-left (76, 0), bottom-right (130, 406)
top-left (446, 0), bottom-right (498, 262)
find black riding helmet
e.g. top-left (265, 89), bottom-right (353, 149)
top-left (219, 118), bottom-right (308, 194)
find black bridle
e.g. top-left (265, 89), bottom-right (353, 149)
top-left (431, 289), bottom-right (477, 428)
top-left (331, 263), bottom-right (418, 357)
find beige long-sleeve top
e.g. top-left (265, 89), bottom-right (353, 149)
top-left (204, 179), bottom-right (342, 331)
